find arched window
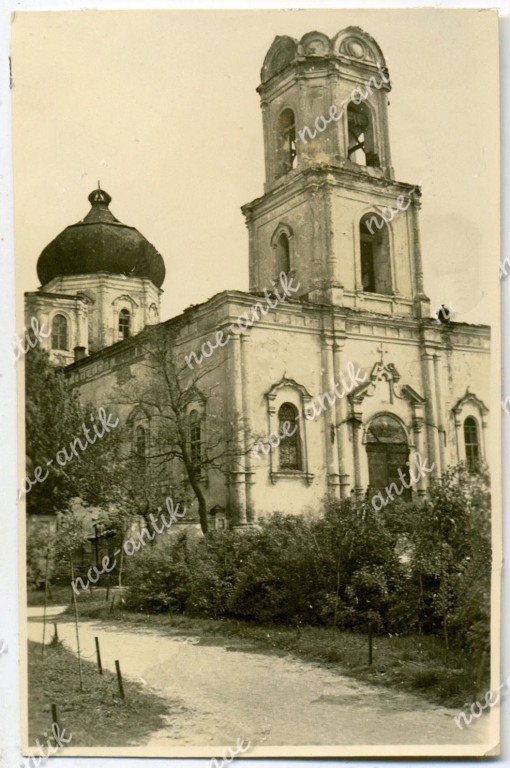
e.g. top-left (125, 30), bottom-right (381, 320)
top-left (359, 215), bottom-right (392, 295)
top-left (275, 233), bottom-right (290, 275)
top-left (347, 101), bottom-right (379, 167)
top-left (276, 108), bottom-right (297, 177)
top-left (119, 308), bottom-right (131, 340)
top-left (278, 402), bottom-right (301, 470)
top-left (134, 425), bottom-right (146, 458)
top-left (189, 410), bottom-right (202, 469)
top-left (51, 314), bottom-right (68, 350)
top-left (464, 417), bottom-right (480, 471)
top-left (366, 414), bottom-right (411, 499)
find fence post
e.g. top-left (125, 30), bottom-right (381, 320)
top-left (51, 703), bottom-right (59, 730)
top-left (368, 621), bottom-right (373, 667)
top-left (94, 636), bottom-right (103, 675)
top-left (53, 623), bottom-right (59, 643)
top-left (115, 659), bottom-right (125, 700)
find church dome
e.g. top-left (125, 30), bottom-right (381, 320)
top-left (37, 187), bottom-right (166, 289)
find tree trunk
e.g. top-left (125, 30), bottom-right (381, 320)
top-left (118, 535), bottom-right (124, 589)
top-left (41, 549), bottom-right (50, 658)
top-left (187, 470), bottom-right (208, 534)
top-left (417, 574), bottom-right (424, 635)
top-left (443, 615), bottom-right (449, 653)
top-left (69, 557), bottom-right (84, 692)
top-left (332, 556), bottom-right (341, 634)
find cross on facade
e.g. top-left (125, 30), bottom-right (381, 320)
top-left (376, 343), bottom-right (388, 365)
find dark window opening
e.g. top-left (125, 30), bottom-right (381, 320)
top-left (51, 314), bottom-right (68, 350)
top-left (134, 425), bottom-right (146, 471)
top-left (135, 425), bottom-right (146, 456)
top-left (276, 109), bottom-right (297, 177)
top-left (275, 233), bottom-right (290, 275)
top-left (361, 239), bottom-right (376, 293)
top-left (278, 402), bottom-right (301, 470)
top-left (464, 417), bottom-right (480, 472)
top-left (119, 308), bottom-right (131, 340)
top-left (189, 410), bottom-right (202, 469)
top-left (359, 215), bottom-right (392, 295)
top-left (347, 102), bottom-right (379, 168)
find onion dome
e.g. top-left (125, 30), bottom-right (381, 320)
top-left (37, 187), bottom-right (166, 288)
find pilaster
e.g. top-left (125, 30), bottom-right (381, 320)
top-left (240, 334), bottom-right (256, 523)
top-left (228, 332), bottom-right (247, 527)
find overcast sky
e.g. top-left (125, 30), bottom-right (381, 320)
top-left (12, 8), bottom-right (499, 325)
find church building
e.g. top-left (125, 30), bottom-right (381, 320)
top-left (25, 27), bottom-right (491, 529)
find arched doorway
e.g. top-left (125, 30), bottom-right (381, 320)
top-left (366, 414), bottom-right (411, 499)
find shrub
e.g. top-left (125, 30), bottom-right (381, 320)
top-left (122, 465), bottom-right (491, 687)
top-left (227, 514), bottom-right (321, 624)
top-left (123, 531), bottom-right (193, 613)
top-left (184, 530), bottom-right (256, 617)
top-left (312, 497), bottom-right (407, 632)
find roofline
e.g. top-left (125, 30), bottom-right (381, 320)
top-left (25, 290), bottom-right (85, 301)
top-left (64, 288), bottom-right (490, 374)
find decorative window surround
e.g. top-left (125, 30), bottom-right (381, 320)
top-left (186, 396), bottom-right (209, 487)
top-left (265, 376), bottom-right (314, 486)
top-left (270, 470), bottom-right (315, 486)
top-left (452, 389), bottom-right (489, 464)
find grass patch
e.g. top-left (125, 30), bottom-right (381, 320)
top-left (57, 594), bottom-right (486, 709)
top-left (27, 639), bottom-right (176, 747)
top-left (28, 586), bottom-right (71, 607)
top-left (28, 585), bottom-right (119, 607)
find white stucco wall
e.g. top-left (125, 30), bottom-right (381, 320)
top-left (65, 292), bottom-right (490, 526)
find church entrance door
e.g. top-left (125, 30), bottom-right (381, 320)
top-left (366, 414), bottom-right (411, 500)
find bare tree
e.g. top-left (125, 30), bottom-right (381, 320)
top-left (111, 322), bottom-right (250, 534)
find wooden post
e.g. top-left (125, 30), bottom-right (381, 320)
top-left (368, 621), bottom-right (373, 667)
top-left (93, 523), bottom-right (99, 568)
top-left (94, 636), bottom-right (103, 675)
top-left (51, 703), bottom-right (59, 729)
top-left (53, 623), bottom-right (59, 643)
top-left (41, 550), bottom-right (50, 658)
top-left (109, 593), bottom-right (116, 615)
top-left (115, 660), bottom-right (125, 700)
top-left (69, 557), bottom-right (84, 692)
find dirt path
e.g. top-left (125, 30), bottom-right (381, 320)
top-left (27, 616), bottom-right (494, 749)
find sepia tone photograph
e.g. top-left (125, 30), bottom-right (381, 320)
top-left (12, 7), bottom-right (501, 759)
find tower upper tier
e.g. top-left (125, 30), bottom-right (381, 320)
top-left (257, 27), bottom-right (393, 191)
top-left (242, 28), bottom-right (430, 317)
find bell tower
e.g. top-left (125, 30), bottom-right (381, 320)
top-left (242, 28), bottom-right (430, 319)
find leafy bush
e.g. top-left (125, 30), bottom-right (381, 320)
top-left (122, 466), bottom-right (491, 686)
top-left (227, 514), bottom-right (321, 624)
top-left (408, 465), bottom-right (491, 660)
top-left (184, 530), bottom-right (256, 617)
top-left (123, 531), bottom-right (193, 613)
top-left (26, 524), bottom-right (51, 590)
top-left (314, 497), bottom-right (408, 632)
